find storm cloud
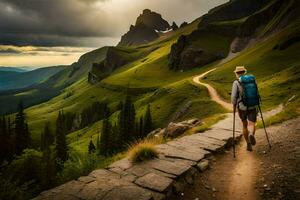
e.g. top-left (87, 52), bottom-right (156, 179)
top-left (0, 0), bottom-right (227, 47)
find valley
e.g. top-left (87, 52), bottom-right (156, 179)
top-left (0, 0), bottom-right (300, 199)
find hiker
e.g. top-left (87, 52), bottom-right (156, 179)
top-left (231, 66), bottom-right (259, 151)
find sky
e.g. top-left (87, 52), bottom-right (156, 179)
top-left (0, 0), bottom-right (227, 68)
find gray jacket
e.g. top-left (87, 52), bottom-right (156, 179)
top-left (231, 79), bottom-right (256, 111)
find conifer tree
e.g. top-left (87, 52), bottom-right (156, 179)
top-left (99, 118), bottom-right (111, 156)
top-left (55, 110), bottom-right (68, 170)
top-left (41, 122), bottom-right (55, 188)
top-left (15, 101), bottom-right (31, 155)
top-left (143, 104), bottom-right (153, 136)
top-left (88, 139), bottom-right (96, 154)
top-left (118, 95), bottom-right (136, 143)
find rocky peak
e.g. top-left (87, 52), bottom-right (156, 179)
top-left (118, 9), bottom-right (171, 46)
top-left (135, 9), bottom-right (170, 31)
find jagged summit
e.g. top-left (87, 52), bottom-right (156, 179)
top-left (118, 9), bottom-right (171, 46)
top-left (136, 9), bottom-right (170, 31)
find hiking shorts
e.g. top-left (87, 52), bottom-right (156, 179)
top-left (238, 108), bottom-right (257, 122)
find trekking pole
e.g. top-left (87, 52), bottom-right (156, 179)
top-left (232, 106), bottom-right (236, 158)
top-left (258, 104), bottom-right (271, 149)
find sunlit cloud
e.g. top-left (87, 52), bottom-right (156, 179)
top-left (0, 0), bottom-right (228, 67)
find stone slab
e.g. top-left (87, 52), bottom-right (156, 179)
top-left (156, 144), bottom-right (207, 162)
top-left (135, 172), bottom-right (173, 192)
top-left (176, 136), bottom-right (223, 152)
top-left (166, 140), bottom-right (211, 155)
top-left (147, 158), bottom-right (191, 176)
top-left (200, 129), bottom-right (235, 141)
top-left (191, 134), bottom-right (227, 146)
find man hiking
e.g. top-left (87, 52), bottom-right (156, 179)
top-left (231, 66), bottom-right (259, 151)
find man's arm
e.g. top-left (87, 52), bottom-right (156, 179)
top-left (231, 81), bottom-right (238, 110)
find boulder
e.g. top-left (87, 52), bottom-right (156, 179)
top-left (164, 122), bottom-right (190, 138)
top-left (147, 118), bottom-right (202, 139)
top-left (147, 128), bottom-right (165, 138)
top-left (197, 159), bottom-right (210, 172)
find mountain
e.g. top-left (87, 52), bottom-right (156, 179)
top-left (0, 47), bottom-right (109, 115)
top-left (0, 66), bottom-right (66, 91)
top-left (118, 9), bottom-right (171, 46)
top-left (168, 0), bottom-right (300, 71)
top-left (2, 1), bottom-right (300, 197)
top-left (0, 66), bottom-right (31, 73)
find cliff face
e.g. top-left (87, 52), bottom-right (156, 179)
top-left (118, 23), bottom-right (159, 46)
top-left (169, 0), bottom-right (300, 71)
top-left (118, 9), bottom-right (170, 46)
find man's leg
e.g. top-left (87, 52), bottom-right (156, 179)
top-left (242, 120), bottom-right (250, 143)
top-left (248, 121), bottom-right (256, 135)
top-left (248, 109), bottom-right (257, 146)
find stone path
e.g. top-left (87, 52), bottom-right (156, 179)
top-left (34, 114), bottom-right (244, 200)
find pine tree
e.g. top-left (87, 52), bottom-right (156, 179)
top-left (99, 118), bottom-right (111, 156)
top-left (55, 110), bottom-right (68, 170)
top-left (88, 139), bottom-right (96, 154)
top-left (143, 104), bottom-right (153, 137)
top-left (118, 95), bottom-right (137, 144)
top-left (15, 101), bottom-right (31, 155)
top-left (41, 122), bottom-right (55, 188)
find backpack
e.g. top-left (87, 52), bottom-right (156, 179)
top-left (238, 75), bottom-right (260, 107)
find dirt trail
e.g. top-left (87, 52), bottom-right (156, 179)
top-left (175, 117), bottom-right (300, 200)
top-left (193, 69), bottom-right (232, 111)
top-left (181, 70), bottom-right (294, 200)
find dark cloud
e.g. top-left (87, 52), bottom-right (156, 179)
top-left (0, 0), bottom-right (227, 47)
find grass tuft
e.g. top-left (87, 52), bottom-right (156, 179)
top-left (128, 140), bottom-right (159, 163)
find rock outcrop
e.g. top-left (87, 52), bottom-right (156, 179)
top-left (118, 9), bottom-right (170, 46)
top-left (147, 118), bottom-right (202, 139)
top-left (168, 0), bottom-right (299, 70)
top-left (168, 35), bottom-right (224, 71)
top-left (232, 0), bottom-right (299, 52)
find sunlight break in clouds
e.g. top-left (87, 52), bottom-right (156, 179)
top-left (0, 0), bottom-right (228, 67)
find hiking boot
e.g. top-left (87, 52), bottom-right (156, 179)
top-left (249, 134), bottom-right (256, 146)
top-left (247, 143), bottom-right (253, 151)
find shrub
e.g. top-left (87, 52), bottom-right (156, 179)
top-left (128, 141), bottom-right (158, 163)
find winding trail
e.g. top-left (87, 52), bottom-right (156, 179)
top-left (193, 69), bottom-right (232, 111)
top-left (185, 69), bottom-right (286, 200)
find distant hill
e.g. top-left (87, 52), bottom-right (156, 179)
top-left (0, 47), bottom-right (109, 114)
top-left (0, 66), bottom-right (66, 91)
top-left (118, 9), bottom-right (171, 46)
top-left (0, 66), bottom-right (31, 73)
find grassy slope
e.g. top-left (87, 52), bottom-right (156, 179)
top-left (26, 11), bottom-right (300, 155)
top-left (26, 18), bottom-right (226, 152)
top-left (204, 19), bottom-right (300, 113)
